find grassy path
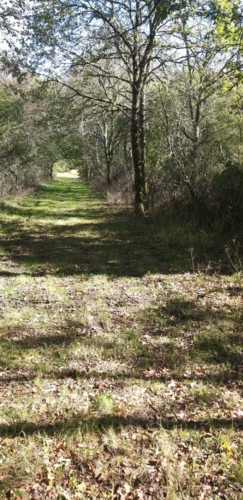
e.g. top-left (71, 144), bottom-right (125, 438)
top-left (0, 177), bottom-right (243, 499)
top-left (0, 178), bottom-right (167, 278)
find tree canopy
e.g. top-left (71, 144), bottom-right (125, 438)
top-left (0, 0), bottom-right (242, 215)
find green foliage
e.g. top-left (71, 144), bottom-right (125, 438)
top-left (1, 0), bottom-right (243, 215)
top-left (213, 164), bottom-right (243, 226)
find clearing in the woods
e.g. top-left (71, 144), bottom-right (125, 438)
top-left (0, 175), bottom-right (243, 499)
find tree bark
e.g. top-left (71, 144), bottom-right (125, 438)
top-left (131, 2), bottom-right (145, 215)
top-left (139, 86), bottom-right (148, 199)
top-left (131, 85), bottom-right (145, 215)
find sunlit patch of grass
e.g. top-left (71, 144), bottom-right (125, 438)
top-left (5, 274), bottom-right (32, 290)
top-left (0, 401), bottom-right (32, 425)
top-left (0, 341), bottom-right (21, 369)
top-left (3, 307), bottom-right (41, 326)
top-left (101, 428), bottom-right (127, 455)
top-left (0, 438), bottom-right (42, 492)
top-left (190, 382), bottom-right (220, 405)
top-left (234, 459), bottom-right (243, 484)
top-left (151, 428), bottom-right (176, 459)
top-left (38, 276), bottom-right (68, 300)
top-left (92, 395), bottom-right (116, 415)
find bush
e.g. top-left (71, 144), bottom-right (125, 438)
top-left (212, 163), bottom-right (243, 227)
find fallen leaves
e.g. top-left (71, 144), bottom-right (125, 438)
top-left (0, 183), bottom-right (243, 499)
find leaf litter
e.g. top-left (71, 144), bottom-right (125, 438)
top-left (0, 179), bottom-right (242, 498)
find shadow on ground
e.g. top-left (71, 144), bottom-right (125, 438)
top-left (0, 179), bottom-right (221, 277)
top-left (1, 294), bottom-right (243, 382)
top-left (0, 179), bottom-right (242, 434)
top-left (0, 413), bottom-right (243, 439)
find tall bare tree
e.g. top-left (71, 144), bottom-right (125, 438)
top-left (18, 0), bottom-right (191, 213)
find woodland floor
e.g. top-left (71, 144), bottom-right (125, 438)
top-left (0, 174), bottom-right (243, 499)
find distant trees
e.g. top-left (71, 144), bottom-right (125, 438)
top-left (20, 0), bottom-right (201, 213)
top-left (144, 10), bottom-right (243, 213)
top-left (0, 78), bottom-right (40, 195)
top-left (67, 64), bottom-right (132, 192)
top-left (0, 77), bottom-right (73, 195)
top-left (0, 0), bottom-right (242, 224)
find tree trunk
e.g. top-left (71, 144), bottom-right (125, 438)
top-left (131, 2), bottom-right (145, 215)
top-left (106, 153), bottom-right (112, 186)
top-left (139, 86), bottom-right (148, 199)
top-left (131, 84), bottom-right (145, 215)
top-left (104, 122), bottom-right (113, 187)
top-left (49, 161), bottom-right (54, 179)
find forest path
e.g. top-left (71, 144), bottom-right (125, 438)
top-left (0, 176), bottom-right (168, 278)
top-left (0, 177), bottom-right (242, 499)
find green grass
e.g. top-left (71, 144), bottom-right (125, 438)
top-left (0, 175), bottom-right (242, 499)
